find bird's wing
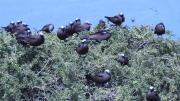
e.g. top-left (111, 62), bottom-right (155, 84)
top-left (95, 73), bottom-right (105, 78)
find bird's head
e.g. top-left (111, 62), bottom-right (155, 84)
top-left (49, 24), bottom-right (54, 31)
top-left (17, 20), bottom-right (22, 24)
top-left (10, 21), bottom-right (15, 24)
top-left (119, 12), bottom-right (124, 16)
top-left (22, 23), bottom-right (28, 26)
top-left (149, 86), bottom-right (155, 92)
top-left (69, 21), bottom-right (73, 25)
top-left (75, 17), bottom-right (80, 21)
top-left (99, 19), bottom-right (105, 23)
top-left (119, 53), bottom-right (125, 57)
top-left (81, 39), bottom-right (90, 44)
top-left (60, 26), bottom-right (65, 29)
top-left (85, 21), bottom-right (92, 25)
top-left (104, 69), bottom-right (111, 74)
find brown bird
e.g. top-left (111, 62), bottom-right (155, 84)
top-left (85, 69), bottom-right (111, 86)
top-left (71, 18), bottom-right (82, 33)
top-left (97, 19), bottom-right (106, 30)
top-left (76, 39), bottom-right (89, 55)
top-left (15, 31), bottom-right (45, 46)
top-left (81, 21), bottom-right (92, 31)
top-left (57, 26), bottom-right (69, 41)
top-left (105, 13), bottom-right (125, 26)
top-left (116, 53), bottom-right (129, 65)
top-left (146, 86), bottom-right (160, 101)
top-left (73, 17), bottom-right (81, 26)
top-left (119, 12), bottom-right (125, 22)
top-left (2, 21), bottom-right (17, 34)
top-left (154, 22), bottom-right (165, 36)
top-left (65, 22), bottom-right (76, 35)
top-left (82, 30), bottom-right (111, 42)
top-left (40, 24), bottom-right (54, 33)
top-left (16, 23), bottom-right (30, 33)
top-left (16, 20), bottom-right (23, 25)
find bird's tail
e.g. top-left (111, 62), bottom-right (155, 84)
top-left (104, 16), bottom-right (110, 19)
top-left (1, 27), bottom-right (7, 29)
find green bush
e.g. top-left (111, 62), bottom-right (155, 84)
top-left (0, 25), bottom-right (180, 101)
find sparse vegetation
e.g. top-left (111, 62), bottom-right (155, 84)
top-left (0, 25), bottom-right (180, 101)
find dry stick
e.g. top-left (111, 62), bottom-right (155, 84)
top-left (36, 58), bottom-right (53, 76)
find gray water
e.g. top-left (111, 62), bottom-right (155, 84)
top-left (0, 0), bottom-right (180, 39)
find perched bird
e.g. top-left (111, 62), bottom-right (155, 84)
top-left (81, 21), bottom-right (92, 31)
top-left (16, 31), bottom-right (45, 46)
top-left (16, 23), bottom-right (30, 33)
top-left (154, 22), bottom-right (165, 35)
top-left (73, 17), bottom-right (81, 26)
top-left (15, 20), bottom-right (23, 26)
top-left (76, 39), bottom-right (89, 55)
top-left (146, 86), bottom-right (160, 101)
top-left (40, 24), bottom-right (54, 33)
top-left (116, 53), bottom-right (129, 65)
top-left (105, 13), bottom-right (125, 26)
top-left (97, 19), bottom-right (106, 30)
top-left (85, 69), bottom-right (111, 86)
top-left (57, 26), bottom-right (69, 40)
top-left (65, 22), bottom-right (76, 35)
top-left (119, 12), bottom-right (125, 22)
top-left (71, 18), bottom-right (82, 33)
top-left (2, 21), bottom-right (17, 34)
top-left (82, 30), bottom-right (111, 42)
top-left (15, 30), bottom-right (32, 45)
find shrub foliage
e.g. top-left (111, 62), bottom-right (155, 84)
top-left (0, 25), bottom-right (180, 101)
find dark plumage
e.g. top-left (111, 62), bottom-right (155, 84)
top-left (154, 22), bottom-right (165, 35)
top-left (81, 21), bottom-right (92, 31)
top-left (76, 39), bottom-right (89, 55)
top-left (105, 13), bottom-right (125, 26)
top-left (82, 30), bottom-right (111, 42)
top-left (15, 23), bottom-right (30, 33)
top-left (146, 86), bottom-right (160, 101)
top-left (85, 69), bottom-right (111, 86)
top-left (16, 20), bottom-right (23, 25)
top-left (97, 19), bottom-right (106, 30)
top-left (15, 31), bottom-right (45, 46)
top-left (71, 18), bottom-right (82, 33)
top-left (40, 24), bottom-right (54, 33)
top-left (64, 22), bottom-right (76, 35)
top-left (119, 12), bottom-right (125, 22)
top-left (116, 53), bottom-right (129, 65)
top-left (73, 18), bottom-right (81, 27)
top-left (2, 21), bottom-right (17, 34)
top-left (57, 26), bottom-right (69, 40)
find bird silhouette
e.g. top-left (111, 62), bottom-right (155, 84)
top-left (15, 23), bottom-right (30, 33)
top-left (40, 24), bottom-right (54, 33)
top-left (85, 69), bottom-right (111, 86)
top-left (76, 39), bottom-right (89, 55)
top-left (81, 21), bottom-right (92, 31)
top-left (97, 19), bottom-right (106, 30)
top-left (2, 21), bottom-right (17, 34)
top-left (82, 30), bottom-right (111, 42)
top-left (146, 86), bottom-right (160, 101)
top-left (116, 53), bottom-right (129, 65)
top-left (154, 22), bottom-right (165, 36)
top-left (105, 13), bottom-right (125, 26)
top-left (15, 31), bottom-right (45, 46)
top-left (57, 26), bottom-right (69, 41)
